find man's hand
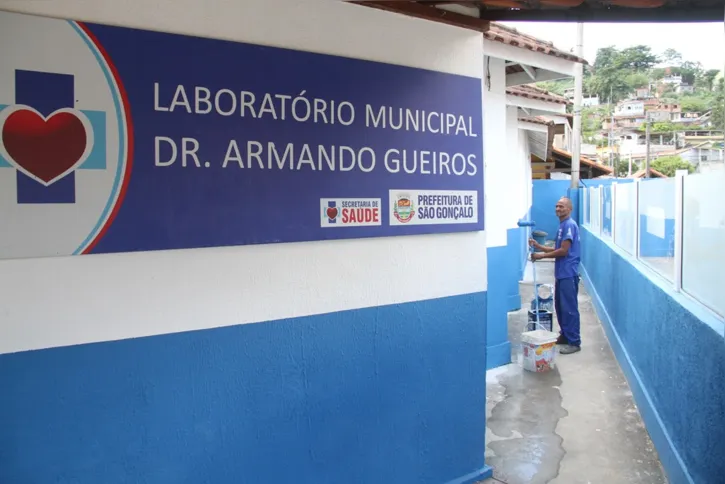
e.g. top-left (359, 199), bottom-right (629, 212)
top-left (529, 238), bottom-right (543, 251)
top-left (531, 252), bottom-right (545, 261)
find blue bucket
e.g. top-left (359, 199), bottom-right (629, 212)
top-left (527, 309), bottom-right (553, 332)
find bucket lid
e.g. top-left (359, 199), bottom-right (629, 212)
top-left (521, 329), bottom-right (558, 344)
top-left (536, 284), bottom-right (553, 299)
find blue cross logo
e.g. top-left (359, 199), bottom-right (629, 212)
top-left (0, 69), bottom-right (107, 204)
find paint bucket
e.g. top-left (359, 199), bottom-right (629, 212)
top-left (527, 309), bottom-right (553, 332)
top-left (532, 230), bottom-right (547, 248)
top-left (520, 329), bottom-right (558, 373)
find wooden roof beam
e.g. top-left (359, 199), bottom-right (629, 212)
top-left (478, 4), bottom-right (722, 23)
top-left (351, 1), bottom-right (491, 32)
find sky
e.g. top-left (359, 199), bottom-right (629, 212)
top-left (500, 22), bottom-right (724, 71)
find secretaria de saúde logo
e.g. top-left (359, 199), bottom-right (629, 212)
top-left (393, 194), bottom-right (415, 223)
top-left (0, 13), bottom-right (131, 259)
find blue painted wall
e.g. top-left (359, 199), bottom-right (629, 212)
top-left (0, 293), bottom-right (492, 484)
top-left (581, 229), bottom-right (725, 484)
top-left (485, 209), bottom-right (531, 370)
top-left (532, 180), bottom-right (570, 242)
top-left (486, 225), bottom-right (525, 370)
top-left (639, 216), bottom-right (675, 258)
top-left (602, 185), bottom-right (613, 236)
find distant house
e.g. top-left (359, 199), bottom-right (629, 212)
top-left (582, 94), bottom-right (600, 107)
top-left (595, 128), bottom-right (675, 165)
top-left (676, 83), bottom-right (695, 94)
top-left (675, 141), bottom-right (725, 167)
top-left (662, 74), bottom-right (682, 85)
top-left (604, 99), bottom-right (683, 130)
top-left (614, 100), bottom-right (644, 116)
top-left (674, 111), bottom-right (710, 126)
top-left (603, 115), bottom-right (646, 130)
top-left (562, 87), bottom-right (599, 106)
top-left (698, 160), bottom-right (725, 173)
top-left (632, 87), bottom-right (652, 98)
top-left (647, 102), bottom-right (681, 122)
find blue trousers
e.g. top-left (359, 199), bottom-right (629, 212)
top-left (555, 276), bottom-right (581, 346)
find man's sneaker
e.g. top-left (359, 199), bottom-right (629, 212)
top-left (556, 334), bottom-right (568, 345)
top-left (559, 344), bottom-right (581, 355)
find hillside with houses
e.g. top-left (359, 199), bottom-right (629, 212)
top-left (538, 46), bottom-right (724, 177)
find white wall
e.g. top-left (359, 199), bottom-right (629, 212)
top-left (483, 56), bottom-right (509, 248)
top-left (508, 105), bottom-right (530, 222)
top-left (483, 57), bottom-right (533, 249)
top-left (0, 0), bottom-right (487, 354)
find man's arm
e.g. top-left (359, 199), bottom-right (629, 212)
top-left (532, 240), bottom-right (570, 260)
top-left (529, 239), bottom-right (556, 253)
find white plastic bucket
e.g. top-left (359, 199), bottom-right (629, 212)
top-left (520, 329), bottom-right (558, 373)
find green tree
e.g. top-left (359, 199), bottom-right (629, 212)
top-left (699, 69), bottom-right (721, 91)
top-left (661, 48), bottom-right (682, 67)
top-left (614, 46), bottom-right (659, 71)
top-left (614, 156), bottom-right (638, 177)
top-left (587, 46), bottom-right (659, 103)
top-left (650, 67), bottom-right (667, 81)
top-left (651, 122), bottom-right (681, 132)
top-left (679, 96), bottom-right (709, 113)
top-left (651, 155), bottom-right (695, 176)
top-left (711, 78), bottom-right (725, 131)
top-left (679, 61), bottom-right (703, 86)
top-left (625, 72), bottom-right (650, 90)
top-left (593, 46), bottom-right (619, 70)
top-left (589, 68), bottom-right (630, 103)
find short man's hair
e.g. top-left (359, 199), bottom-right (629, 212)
top-left (559, 197), bottom-right (573, 210)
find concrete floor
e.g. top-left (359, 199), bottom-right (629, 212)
top-left (480, 260), bottom-right (667, 484)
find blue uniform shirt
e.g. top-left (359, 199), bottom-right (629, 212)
top-left (554, 217), bottom-right (581, 280)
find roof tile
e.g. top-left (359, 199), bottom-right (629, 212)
top-left (484, 22), bottom-right (588, 64)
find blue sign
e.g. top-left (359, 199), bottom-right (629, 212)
top-left (0, 11), bottom-right (483, 258)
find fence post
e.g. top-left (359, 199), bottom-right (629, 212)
top-left (598, 185), bottom-right (603, 237)
top-left (674, 170), bottom-right (687, 292)
top-left (611, 182), bottom-right (617, 243)
top-left (634, 179), bottom-right (641, 260)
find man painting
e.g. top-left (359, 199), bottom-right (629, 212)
top-left (530, 197), bottom-right (581, 355)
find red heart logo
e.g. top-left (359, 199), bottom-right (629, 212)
top-left (326, 207), bottom-right (338, 219)
top-left (0, 106), bottom-right (92, 186)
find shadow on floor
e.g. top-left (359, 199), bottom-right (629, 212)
top-left (481, 261), bottom-right (667, 484)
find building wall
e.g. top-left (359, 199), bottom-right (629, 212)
top-left (0, 1), bottom-right (491, 483)
top-left (682, 148), bottom-right (725, 166)
top-left (483, 56), bottom-right (514, 369)
top-left (531, 179), bottom-right (571, 243)
top-left (483, 58), bottom-right (534, 369)
top-left (580, 227), bottom-right (725, 484)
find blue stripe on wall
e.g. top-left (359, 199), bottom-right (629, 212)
top-left (486, 243), bottom-right (512, 370)
top-left (581, 229), bottom-right (725, 484)
top-left (0, 292), bottom-right (491, 484)
top-left (485, 221), bottom-right (526, 370)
